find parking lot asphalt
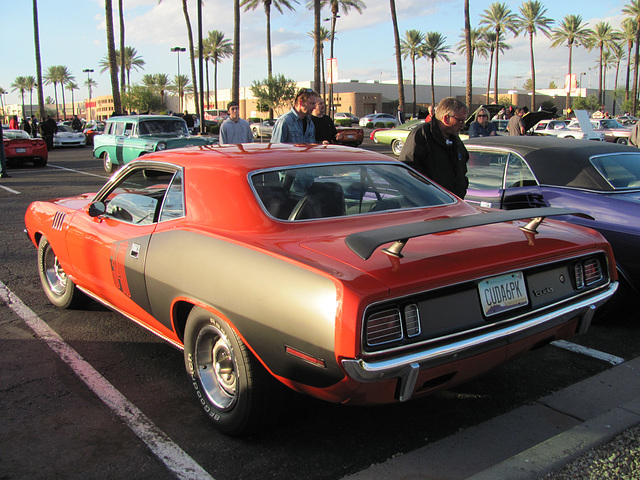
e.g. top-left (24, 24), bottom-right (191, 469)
top-left (342, 353), bottom-right (640, 480)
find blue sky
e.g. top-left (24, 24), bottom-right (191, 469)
top-left (0, 0), bottom-right (630, 107)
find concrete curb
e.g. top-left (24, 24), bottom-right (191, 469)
top-left (341, 356), bottom-right (640, 480)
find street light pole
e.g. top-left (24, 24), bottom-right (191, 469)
top-left (82, 69), bottom-right (94, 121)
top-left (171, 47), bottom-right (187, 112)
top-left (449, 62), bottom-right (456, 97)
top-left (324, 14), bottom-right (340, 119)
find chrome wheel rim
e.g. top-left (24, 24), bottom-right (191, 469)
top-left (392, 140), bottom-right (404, 155)
top-left (43, 245), bottom-right (68, 296)
top-left (104, 152), bottom-right (112, 171)
top-left (195, 324), bottom-right (238, 410)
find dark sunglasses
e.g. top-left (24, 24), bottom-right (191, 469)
top-left (477, 114), bottom-right (488, 118)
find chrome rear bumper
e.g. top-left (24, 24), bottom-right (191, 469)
top-left (342, 282), bottom-right (618, 402)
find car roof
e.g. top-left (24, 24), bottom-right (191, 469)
top-left (105, 115), bottom-right (185, 122)
top-left (465, 136), bottom-right (640, 190)
top-left (141, 143), bottom-right (394, 171)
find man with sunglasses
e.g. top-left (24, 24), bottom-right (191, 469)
top-left (271, 88), bottom-right (318, 143)
top-left (399, 97), bottom-right (470, 198)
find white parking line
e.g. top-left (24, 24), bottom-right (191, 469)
top-left (0, 183), bottom-right (21, 194)
top-left (0, 281), bottom-right (215, 480)
top-left (551, 340), bottom-right (625, 365)
top-left (48, 164), bottom-right (110, 179)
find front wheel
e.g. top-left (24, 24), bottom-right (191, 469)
top-left (103, 152), bottom-right (115, 173)
top-left (252, 128), bottom-right (259, 138)
top-left (38, 236), bottom-right (84, 309)
top-left (391, 138), bottom-right (404, 156)
top-left (184, 307), bottom-right (281, 436)
top-left (616, 137), bottom-right (628, 145)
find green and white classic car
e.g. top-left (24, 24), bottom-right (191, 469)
top-left (93, 115), bottom-right (217, 172)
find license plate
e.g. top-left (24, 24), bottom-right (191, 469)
top-left (479, 271), bottom-right (528, 317)
top-left (16, 148), bottom-right (26, 153)
top-left (347, 134), bottom-right (354, 139)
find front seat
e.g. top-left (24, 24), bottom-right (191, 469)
top-left (289, 182), bottom-right (346, 220)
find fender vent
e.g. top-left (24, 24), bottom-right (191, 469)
top-left (52, 211), bottom-right (66, 230)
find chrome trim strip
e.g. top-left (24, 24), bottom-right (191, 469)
top-left (342, 282), bottom-right (617, 402)
top-left (77, 286), bottom-right (184, 351)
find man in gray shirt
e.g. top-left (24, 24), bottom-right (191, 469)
top-left (219, 101), bottom-right (253, 144)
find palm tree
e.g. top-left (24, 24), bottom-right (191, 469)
top-left (479, 2), bottom-right (518, 104)
top-left (171, 74), bottom-right (191, 112)
top-left (32, 0), bottom-right (45, 120)
top-left (43, 66), bottom-right (72, 120)
top-left (400, 30), bottom-right (426, 116)
top-left (316, 0), bottom-right (366, 116)
top-left (550, 14), bottom-right (592, 112)
top-left (233, 0), bottom-right (240, 104)
top-left (609, 42), bottom-right (625, 115)
top-left (619, 18), bottom-right (636, 101)
top-left (84, 77), bottom-right (98, 109)
top-left (153, 74), bottom-right (170, 107)
top-left (463, 0), bottom-right (472, 108)
top-left (98, 47), bottom-right (146, 89)
top-left (11, 76), bottom-right (29, 118)
top-left (457, 27), bottom-right (489, 103)
top-left (390, 0), bottom-right (405, 115)
top-left (623, 0), bottom-right (640, 113)
top-left (423, 32), bottom-right (452, 107)
top-left (203, 30), bottom-right (233, 110)
top-left (66, 81), bottom-right (79, 116)
top-left (482, 30), bottom-right (511, 103)
top-left (515, 0), bottom-right (553, 110)
top-left (105, 0), bottom-right (122, 115)
top-left (313, 0), bottom-right (321, 91)
top-left (308, 27), bottom-right (331, 98)
top-left (118, 0), bottom-right (126, 96)
top-left (24, 76), bottom-right (37, 117)
top-left (242, 0), bottom-right (298, 81)
top-left (588, 22), bottom-right (620, 105)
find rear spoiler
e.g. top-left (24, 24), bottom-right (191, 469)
top-left (345, 207), bottom-right (593, 260)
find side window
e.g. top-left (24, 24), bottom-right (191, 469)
top-left (159, 171), bottom-right (185, 222)
top-left (535, 124), bottom-right (545, 131)
top-left (105, 122), bottom-right (115, 135)
top-left (505, 155), bottom-right (537, 188)
top-left (467, 151), bottom-right (509, 191)
top-left (102, 168), bottom-right (178, 225)
top-left (124, 123), bottom-right (135, 136)
top-left (114, 122), bottom-right (125, 136)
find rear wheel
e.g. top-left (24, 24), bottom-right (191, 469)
top-left (616, 137), bottom-right (628, 145)
top-left (38, 236), bottom-right (84, 309)
top-left (391, 139), bottom-right (404, 156)
top-left (103, 152), bottom-right (115, 173)
top-left (184, 307), bottom-right (282, 436)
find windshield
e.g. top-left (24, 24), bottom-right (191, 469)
top-left (599, 119), bottom-right (625, 129)
top-left (4, 130), bottom-right (30, 139)
top-left (251, 162), bottom-right (454, 221)
top-left (138, 119), bottom-right (189, 136)
top-left (590, 153), bottom-right (640, 189)
top-left (57, 125), bottom-right (73, 133)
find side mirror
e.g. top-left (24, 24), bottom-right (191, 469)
top-left (88, 201), bottom-right (106, 217)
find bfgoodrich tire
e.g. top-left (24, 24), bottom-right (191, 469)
top-left (184, 307), bottom-right (282, 436)
top-left (37, 236), bottom-right (84, 309)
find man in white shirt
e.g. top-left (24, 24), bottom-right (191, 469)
top-left (219, 101), bottom-right (253, 144)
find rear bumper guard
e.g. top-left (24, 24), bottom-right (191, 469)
top-left (342, 282), bottom-right (618, 402)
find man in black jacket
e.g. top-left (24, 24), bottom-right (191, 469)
top-left (310, 97), bottom-right (337, 144)
top-left (399, 97), bottom-right (469, 198)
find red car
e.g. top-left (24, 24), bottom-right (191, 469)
top-left (3, 129), bottom-right (48, 167)
top-left (24, 144), bottom-right (618, 436)
top-left (83, 122), bottom-right (105, 146)
top-left (335, 125), bottom-right (364, 146)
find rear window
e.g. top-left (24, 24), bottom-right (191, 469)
top-left (251, 163), bottom-right (453, 221)
top-left (590, 153), bottom-right (640, 189)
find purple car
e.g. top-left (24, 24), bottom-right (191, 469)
top-left (464, 136), bottom-right (640, 298)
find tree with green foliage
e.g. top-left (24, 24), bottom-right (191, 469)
top-left (203, 31), bottom-right (233, 110)
top-left (515, 0), bottom-right (554, 110)
top-left (423, 31), bottom-right (452, 107)
top-left (550, 14), bottom-right (592, 112)
top-left (400, 30), bottom-right (426, 116)
top-left (122, 85), bottom-right (164, 113)
top-left (250, 74), bottom-right (297, 115)
top-left (588, 22), bottom-right (620, 105)
top-left (618, 18), bottom-right (636, 101)
top-left (480, 2), bottom-right (518, 103)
